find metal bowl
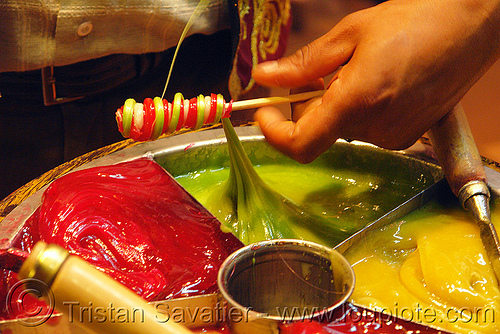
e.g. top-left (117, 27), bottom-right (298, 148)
top-left (217, 239), bottom-right (355, 334)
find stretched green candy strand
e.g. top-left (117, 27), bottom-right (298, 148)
top-left (161, 0), bottom-right (211, 99)
top-left (203, 118), bottom-right (351, 246)
top-left (152, 1), bottom-right (346, 245)
top-left (151, 97), bottom-right (165, 140)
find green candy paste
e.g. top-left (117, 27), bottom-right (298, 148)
top-left (168, 120), bottom-right (434, 247)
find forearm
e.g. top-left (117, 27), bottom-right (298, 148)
top-left (458, 0), bottom-right (500, 76)
top-left (484, 0), bottom-right (500, 59)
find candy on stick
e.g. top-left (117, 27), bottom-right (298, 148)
top-left (116, 90), bottom-right (325, 142)
top-left (116, 93), bottom-right (233, 141)
top-left (116, 0), bottom-right (217, 143)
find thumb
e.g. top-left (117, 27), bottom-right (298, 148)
top-left (252, 27), bottom-right (357, 88)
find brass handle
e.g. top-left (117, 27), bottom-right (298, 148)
top-left (19, 241), bottom-right (194, 334)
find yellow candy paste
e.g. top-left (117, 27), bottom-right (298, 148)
top-left (346, 198), bottom-right (500, 333)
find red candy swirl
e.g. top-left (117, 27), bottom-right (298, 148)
top-left (35, 158), bottom-right (242, 301)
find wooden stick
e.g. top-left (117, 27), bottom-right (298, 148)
top-left (231, 90), bottom-right (324, 111)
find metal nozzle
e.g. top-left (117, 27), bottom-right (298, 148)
top-left (428, 103), bottom-right (500, 285)
top-left (461, 183), bottom-right (500, 282)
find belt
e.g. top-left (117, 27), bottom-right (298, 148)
top-left (0, 53), bottom-right (166, 106)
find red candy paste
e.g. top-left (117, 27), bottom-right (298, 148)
top-left (1, 158), bottom-right (242, 319)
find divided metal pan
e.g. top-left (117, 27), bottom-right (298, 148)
top-left (2, 125), bottom-right (500, 333)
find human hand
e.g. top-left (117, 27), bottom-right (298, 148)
top-left (252, 0), bottom-right (500, 163)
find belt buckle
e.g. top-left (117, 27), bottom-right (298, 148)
top-left (41, 66), bottom-right (84, 106)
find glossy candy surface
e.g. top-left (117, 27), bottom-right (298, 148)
top-left (0, 152), bottom-right (459, 333)
top-left (116, 93), bottom-right (232, 141)
top-left (345, 197), bottom-right (500, 334)
top-left (0, 156), bottom-right (449, 334)
top-left (0, 158), bottom-right (242, 320)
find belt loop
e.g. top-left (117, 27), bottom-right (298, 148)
top-left (41, 66), bottom-right (84, 106)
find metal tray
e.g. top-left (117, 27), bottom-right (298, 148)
top-left (2, 125), bottom-right (500, 333)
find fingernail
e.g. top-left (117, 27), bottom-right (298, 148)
top-left (254, 61), bottom-right (278, 74)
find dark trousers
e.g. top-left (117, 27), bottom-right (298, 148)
top-left (0, 30), bottom-right (233, 199)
